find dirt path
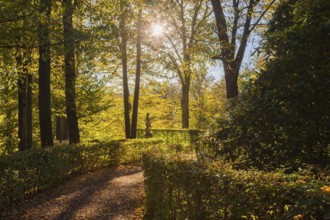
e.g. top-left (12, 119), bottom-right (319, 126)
top-left (3, 166), bottom-right (145, 220)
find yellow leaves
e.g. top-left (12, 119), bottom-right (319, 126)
top-left (255, 58), bottom-right (266, 70)
top-left (321, 186), bottom-right (330, 196)
top-left (292, 214), bottom-right (304, 220)
top-left (143, 150), bottom-right (330, 219)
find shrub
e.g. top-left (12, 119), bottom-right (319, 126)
top-left (136, 129), bottom-right (201, 144)
top-left (205, 0), bottom-right (330, 171)
top-left (120, 138), bottom-right (164, 163)
top-left (143, 153), bottom-right (330, 219)
top-left (0, 139), bottom-right (163, 211)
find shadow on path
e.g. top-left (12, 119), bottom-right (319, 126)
top-left (5, 166), bottom-right (144, 220)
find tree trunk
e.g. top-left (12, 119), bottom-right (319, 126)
top-left (1, 72), bottom-right (15, 153)
top-left (181, 81), bottom-right (190, 129)
top-left (211, 0), bottom-right (259, 99)
top-left (224, 64), bottom-right (239, 99)
top-left (17, 51), bottom-right (27, 151)
top-left (4, 106), bottom-right (14, 151)
top-left (38, 0), bottom-right (53, 147)
top-left (17, 49), bottom-right (32, 150)
top-left (63, 0), bottom-right (80, 144)
top-left (26, 70), bottom-right (33, 149)
top-left (131, 5), bottom-right (142, 139)
top-left (121, 3), bottom-right (130, 139)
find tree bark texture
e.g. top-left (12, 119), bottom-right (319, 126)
top-left (120, 3), bottom-right (131, 139)
top-left (38, 0), bottom-right (53, 147)
top-left (131, 5), bottom-right (142, 139)
top-left (211, 0), bottom-right (255, 98)
top-left (224, 63), bottom-right (239, 98)
top-left (26, 69), bottom-right (33, 149)
top-left (1, 72), bottom-right (16, 152)
top-left (181, 79), bottom-right (190, 129)
top-left (179, 47), bottom-right (192, 128)
top-left (63, 0), bottom-right (80, 144)
top-left (181, 86), bottom-right (190, 129)
top-left (17, 49), bottom-right (33, 150)
top-left (163, 0), bottom-right (204, 128)
top-left (17, 51), bottom-right (27, 151)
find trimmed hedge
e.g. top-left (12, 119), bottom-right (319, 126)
top-left (136, 129), bottom-right (201, 144)
top-left (142, 153), bottom-right (330, 219)
top-left (0, 139), bottom-right (163, 211)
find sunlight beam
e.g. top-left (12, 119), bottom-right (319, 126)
top-left (151, 24), bottom-right (164, 36)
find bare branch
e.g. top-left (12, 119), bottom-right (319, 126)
top-left (235, 0), bottom-right (255, 68)
top-left (211, 0), bottom-right (232, 61)
top-left (167, 13), bottom-right (185, 40)
top-left (166, 52), bottom-right (184, 83)
top-left (165, 33), bottom-right (183, 64)
top-left (249, 0), bottom-right (277, 32)
top-left (188, 0), bottom-right (203, 47)
top-left (178, 0), bottom-right (187, 54)
top-left (231, 0), bottom-right (240, 50)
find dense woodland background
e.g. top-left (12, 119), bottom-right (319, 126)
top-left (0, 0), bottom-right (330, 218)
top-left (0, 0), bottom-right (329, 172)
top-left (0, 0), bottom-right (228, 149)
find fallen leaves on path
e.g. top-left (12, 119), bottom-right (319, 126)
top-left (2, 165), bottom-right (144, 220)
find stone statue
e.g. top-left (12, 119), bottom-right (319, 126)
top-left (145, 113), bottom-right (153, 138)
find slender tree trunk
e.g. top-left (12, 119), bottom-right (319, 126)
top-left (120, 3), bottom-right (130, 139)
top-left (4, 106), bottom-right (14, 151)
top-left (181, 79), bottom-right (190, 129)
top-left (26, 69), bottom-right (33, 149)
top-left (38, 0), bottom-right (53, 147)
top-left (17, 51), bottom-right (27, 151)
top-left (63, 0), bottom-right (80, 144)
top-left (1, 72), bottom-right (15, 153)
top-left (131, 5), bottom-right (142, 139)
top-left (180, 53), bottom-right (191, 129)
top-left (17, 49), bottom-right (32, 150)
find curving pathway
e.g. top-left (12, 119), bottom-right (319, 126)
top-left (2, 166), bottom-right (144, 220)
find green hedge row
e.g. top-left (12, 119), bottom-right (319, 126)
top-left (0, 139), bottom-right (163, 211)
top-left (142, 153), bottom-right (330, 219)
top-left (136, 129), bottom-right (201, 144)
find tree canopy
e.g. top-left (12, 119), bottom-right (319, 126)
top-left (0, 0), bottom-right (329, 174)
top-left (209, 0), bottom-right (330, 170)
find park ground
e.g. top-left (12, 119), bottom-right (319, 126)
top-left (2, 165), bottom-right (144, 220)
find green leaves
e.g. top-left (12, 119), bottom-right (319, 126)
top-left (205, 0), bottom-right (330, 171)
top-left (143, 153), bottom-right (330, 219)
top-left (0, 138), bottom-right (163, 210)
